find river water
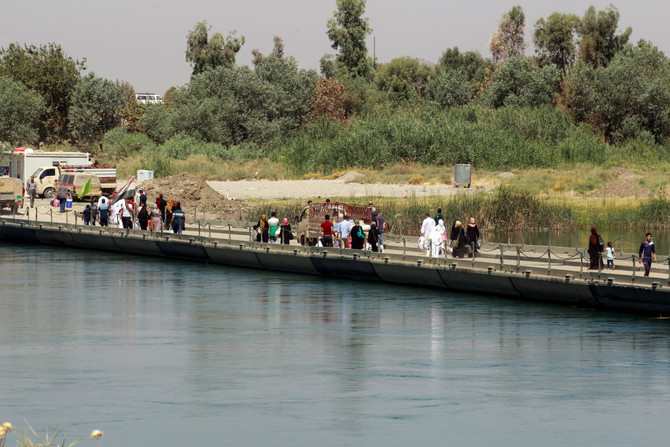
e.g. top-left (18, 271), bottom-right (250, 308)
top-left (2, 243), bottom-right (670, 447)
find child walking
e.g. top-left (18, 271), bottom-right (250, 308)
top-left (606, 241), bottom-right (616, 269)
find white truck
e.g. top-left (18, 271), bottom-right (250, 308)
top-left (9, 149), bottom-right (116, 198)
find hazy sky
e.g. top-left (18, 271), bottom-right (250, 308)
top-left (1, 0), bottom-right (666, 94)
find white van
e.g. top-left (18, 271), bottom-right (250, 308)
top-left (135, 93), bottom-right (163, 105)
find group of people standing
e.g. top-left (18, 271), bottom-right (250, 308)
top-left (421, 208), bottom-right (480, 258)
top-left (253, 212), bottom-right (294, 244)
top-left (79, 188), bottom-right (186, 235)
top-left (318, 212), bottom-right (385, 251)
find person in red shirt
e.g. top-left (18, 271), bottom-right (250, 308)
top-left (319, 214), bottom-right (337, 247)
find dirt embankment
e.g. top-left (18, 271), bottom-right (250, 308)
top-left (140, 174), bottom-right (247, 219)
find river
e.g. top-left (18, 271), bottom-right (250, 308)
top-left (2, 243), bottom-right (670, 447)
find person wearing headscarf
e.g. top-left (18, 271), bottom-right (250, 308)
top-left (253, 214), bottom-right (269, 243)
top-left (451, 220), bottom-right (469, 258)
top-left (466, 217), bottom-right (480, 257)
top-left (151, 204), bottom-right (163, 232)
top-left (279, 217), bottom-right (293, 244)
top-left (350, 219), bottom-right (366, 250)
top-left (588, 226), bottom-right (604, 269)
top-left (368, 222), bottom-right (379, 252)
top-left (428, 224), bottom-right (445, 258)
top-left (165, 199), bottom-right (174, 228)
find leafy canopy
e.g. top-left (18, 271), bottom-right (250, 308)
top-left (326, 0), bottom-right (373, 78)
top-left (534, 12), bottom-right (580, 74)
top-left (0, 42), bottom-right (85, 141)
top-left (0, 76), bottom-right (46, 144)
top-left (68, 73), bottom-right (124, 146)
top-left (186, 21), bottom-right (245, 78)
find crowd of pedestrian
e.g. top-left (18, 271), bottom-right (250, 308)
top-left (420, 209), bottom-right (481, 259)
top-left (77, 187), bottom-right (186, 234)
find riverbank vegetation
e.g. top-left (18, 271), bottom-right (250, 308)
top-left (246, 187), bottom-right (670, 233)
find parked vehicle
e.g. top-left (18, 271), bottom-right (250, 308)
top-left (0, 165), bottom-right (9, 176)
top-left (295, 202), bottom-right (374, 246)
top-left (31, 165), bottom-right (116, 198)
top-left (0, 177), bottom-right (24, 213)
top-left (135, 92), bottom-right (163, 104)
top-left (53, 173), bottom-right (102, 201)
top-left (9, 149), bottom-right (91, 181)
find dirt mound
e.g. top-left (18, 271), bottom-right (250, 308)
top-left (140, 174), bottom-right (241, 213)
top-left (588, 178), bottom-right (650, 198)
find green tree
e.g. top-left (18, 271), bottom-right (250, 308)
top-left (490, 6), bottom-right (526, 64)
top-left (565, 41), bottom-right (670, 142)
top-left (185, 21), bottom-right (245, 78)
top-left (0, 77), bottom-right (46, 144)
top-left (140, 104), bottom-right (172, 144)
top-left (533, 12), bottom-right (580, 74)
top-left (487, 56), bottom-right (561, 108)
top-left (0, 42), bottom-right (85, 141)
top-left (326, 0), bottom-right (373, 78)
top-left (68, 73), bottom-right (124, 147)
top-left (577, 5), bottom-right (632, 68)
top-left (374, 57), bottom-right (434, 101)
top-left (426, 70), bottom-right (472, 108)
top-left (438, 47), bottom-right (489, 84)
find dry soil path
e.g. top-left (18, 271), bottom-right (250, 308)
top-left (206, 179), bottom-right (487, 200)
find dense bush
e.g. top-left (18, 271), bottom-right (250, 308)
top-left (426, 70), bottom-right (472, 108)
top-left (565, 41), bottom-right (670, 143)
top-left (279, 104), bottom-right (608, 172)
top-left (167, 62), bottom-right (316, 146)
top-left (486, 57), bottom-right (561, 108)
top-left (102, 127), bottom-right (155, 158)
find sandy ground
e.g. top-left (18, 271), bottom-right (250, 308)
top-left (207, 179), bottom-right (487, 200)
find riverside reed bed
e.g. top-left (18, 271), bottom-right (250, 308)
top-left (244, 188), bottom-right (670, 237)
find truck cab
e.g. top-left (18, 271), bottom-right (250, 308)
top-left (31, 166), bottom-right (59, 198)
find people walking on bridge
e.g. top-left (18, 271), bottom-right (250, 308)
top-left (90, 198), bottom-right (98, 226)
top-left (338, 214), bottom-right (352, 248)
top-left (421, 212), bottom-right (435, 253)
top-left (98, 195), bottom-right (109, 227)
top-left (137, 203), bottom-right (149, 230)
top-left (170, 202), bottom-right (186, 234)
top-left (638, 233), bottom-right (657, 276)
top-left (57, 182), bottom-right (67, 213)
top-left (606, 241), bottom-right (616, 270)
top-left (434, 208), bottom-right (444, 225)
top-left (151, 204), bottom-right (163, 232)
top-left (466, 217), bottom-right (480, 257)
top-left (428, 224), bottom-right (444, 258)
top-left (588, 227), bottom-right (604, 270)
top-left (253, 214), bottom-right (269, 243)
top-left (375, 210), bottom-right (386, 251)
top-left (319, 214), bottom-right (336, 247)
top-left (450, 220), bottom-right (469, 258)
top-left (268, 212), bottom-right (279, 244)
top-left (27, 176), bottom-right (37, 208)
top-left (279, 218), bottom-right (293, 244)
top-left (351, 219), bottom-right (365, 250)
top-left (368, 222), bottom-right (379, 252)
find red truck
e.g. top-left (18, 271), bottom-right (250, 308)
top-left (295, 202), bottom-right (374, 246)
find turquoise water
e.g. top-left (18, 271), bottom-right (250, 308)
top-left (2, 244), bottom-right (670, 447)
